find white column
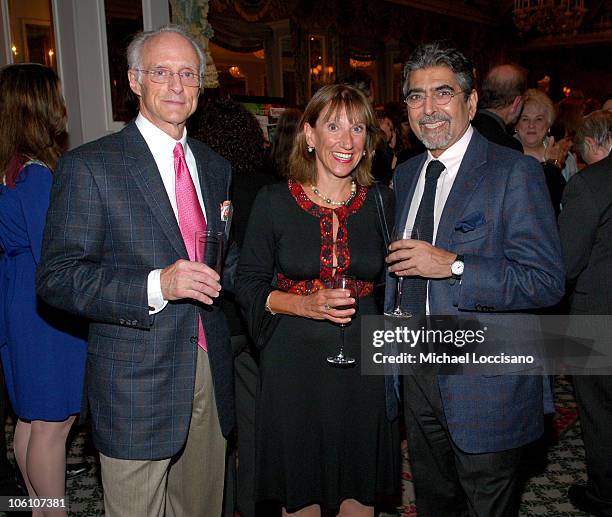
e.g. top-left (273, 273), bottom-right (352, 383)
top-left (264, 19), bottom-right (290, 98)
top-left (52, 0), bottom-right (169, 148)
top-left (0, 0), bottom-right (11, 66)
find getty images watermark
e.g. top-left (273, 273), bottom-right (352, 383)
top-left (371, 325), bottom-right (534, 366)
top-left (359, 315), bottom-right (612, 376)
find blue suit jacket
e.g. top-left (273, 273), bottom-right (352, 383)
top-left (388, 129), bottom-right (564, 453)
top-left (37, 121), bottom-right (235, 460)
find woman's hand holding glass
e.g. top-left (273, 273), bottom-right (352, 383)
top-left (545, 136), bottom-right (572, 168)
top-left (300, 287), bottom-right (355, 324)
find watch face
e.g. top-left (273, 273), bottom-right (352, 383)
top-left (452, 260), bottom-right (464, 276)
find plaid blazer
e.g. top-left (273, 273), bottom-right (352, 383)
top-left (387, 129), bottom-right (565, 453)
top-left (37, 121), bottom-right (235, 460)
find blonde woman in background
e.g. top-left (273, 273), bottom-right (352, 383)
top-left (515, 88), bottom-right (569, 216)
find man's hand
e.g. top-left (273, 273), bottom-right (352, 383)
top-left (386, 239), bottom-right (456, 278)
top-left (160, 259), bottom-right (221, 305)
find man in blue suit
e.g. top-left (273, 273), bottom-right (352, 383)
top-left (37, 26), bottom-right (234, 517)
top-left (386, 42), bottom-right (564, 516)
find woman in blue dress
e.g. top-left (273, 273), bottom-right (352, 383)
top-left (0, 64), bottom-right (87, 515)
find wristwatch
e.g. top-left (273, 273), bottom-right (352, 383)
top-left (451, 254), bottom-right (464, 280)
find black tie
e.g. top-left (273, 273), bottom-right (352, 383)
top-left (401, 159), bottom-right (445, 316)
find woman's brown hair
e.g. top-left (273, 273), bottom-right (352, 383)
top-left (271, 108), bottom-right (302, 177)
top-left (288, 84), bottom-right (380, 186)
top-left (0, 64), bottom-right (67, 187)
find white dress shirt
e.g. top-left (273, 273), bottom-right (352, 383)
top-left (135, 114), bottom-right (207, 313)
top-left (404, 125), bottom-right (474, 314)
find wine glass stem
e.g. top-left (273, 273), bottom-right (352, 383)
top-left (394, 277), bottom-right (404, 311)
top-left (339, 325), bottom-right (346, 358)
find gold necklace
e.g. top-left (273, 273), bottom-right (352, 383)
top-left (310, 180), bottom-right (357, 207)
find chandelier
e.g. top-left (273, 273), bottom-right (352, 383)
top-left (228, 66), bottom-right (243, 78)
top-left (349, 58), bottom-right (374, 69)
top-left (513, 0), bottom-right (588, 36)
top-left (310, 64), bottom-right (335, 84)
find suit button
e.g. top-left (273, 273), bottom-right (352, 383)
top-left (119, 318), bottom-right (126, 325)
top-left (475, 304), bottom-right (482, 311)
top-left (132, 320), bottom-right (138, 325)
top-left (190, 336), bottom-right (198, 344)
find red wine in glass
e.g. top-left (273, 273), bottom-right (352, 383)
top-left (327, 274), bottom-right (358, 366)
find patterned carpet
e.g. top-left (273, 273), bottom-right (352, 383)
top-left (383, 376), bottom-right (589, 517)
top-left (0, 377), bottom-right (590, 516)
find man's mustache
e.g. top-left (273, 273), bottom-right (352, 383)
top-left (419, 114), bottom-right (451, 126)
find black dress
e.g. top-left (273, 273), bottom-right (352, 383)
top-left (236, 180), bottom-right (399, 512)
top-left (541, 162), bottom-right (567, 218)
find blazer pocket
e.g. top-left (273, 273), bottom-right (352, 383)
top-left (451, 222), bottom-right (491, 244)
top-left (88, 326), bottom-right (146, 363)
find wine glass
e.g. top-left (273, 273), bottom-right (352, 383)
top-left (326, 274), bottom-right (358, 366)
top-left (384, 227), bottom-right (418, 318)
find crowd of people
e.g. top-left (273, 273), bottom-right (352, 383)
top-left (0, 22), bottom-right (611, 517)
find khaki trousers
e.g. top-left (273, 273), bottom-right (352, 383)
top-left (100, 348), bottom-right (226, 517)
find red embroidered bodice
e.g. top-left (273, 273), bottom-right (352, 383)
top-left (277, 179), bottom-right (373, 297)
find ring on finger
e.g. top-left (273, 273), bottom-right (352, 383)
top-left (324, 303), bottom-right (331, 311)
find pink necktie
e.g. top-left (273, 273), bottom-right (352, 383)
top-left (174, 142), bottom-right (207, 351)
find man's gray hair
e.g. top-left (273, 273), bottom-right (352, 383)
top-left (127, 24), bottom-right (205, 83)
top-left (402, 41), bottom-right (475, 100)
top-left (338, 70), bottom-right (373, 99)
top-left (575, 110), bottom-right (612, 159)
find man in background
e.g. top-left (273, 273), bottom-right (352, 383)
top-left (472, 63), bottom-right (527, 152)
top-left (559, 109), bottom-right (612, 517)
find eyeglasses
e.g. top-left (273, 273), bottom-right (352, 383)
top-left (404, 89), bottom-right (465, 109)
top-left (135, 68), bottom-right (201, 87)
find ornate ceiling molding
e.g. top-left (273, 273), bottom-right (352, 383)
top-left (384, 0), bottom-right (498, 25)
top-left (521, 30), bottom-right (612, 49)
top-left (516, 0), bottom-right (612, 48)
top-left (213, 0), bottom-right (291, 21)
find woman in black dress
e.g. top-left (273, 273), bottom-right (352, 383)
top-left (236, 84), bottom-right (398, 516)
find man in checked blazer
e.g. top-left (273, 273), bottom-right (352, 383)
top-left (385, 42), bottom-right (565, 516)
top-left (37, 26), bottom-right (234, 517)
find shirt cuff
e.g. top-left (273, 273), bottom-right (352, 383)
top-left (148, 269), bottom-right (168, 315)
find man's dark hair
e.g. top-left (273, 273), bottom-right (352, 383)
top-left (402, 41), bottom-right (474, 101)
top-left (479, 64), bottom-right (528, 110)
top-left (338, 70), bottom-right (373, 99)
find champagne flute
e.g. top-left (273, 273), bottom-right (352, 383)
top-left (384, 227), bottom-right (418, 318)
top-left (326, 274), bottom-right (358, 366)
